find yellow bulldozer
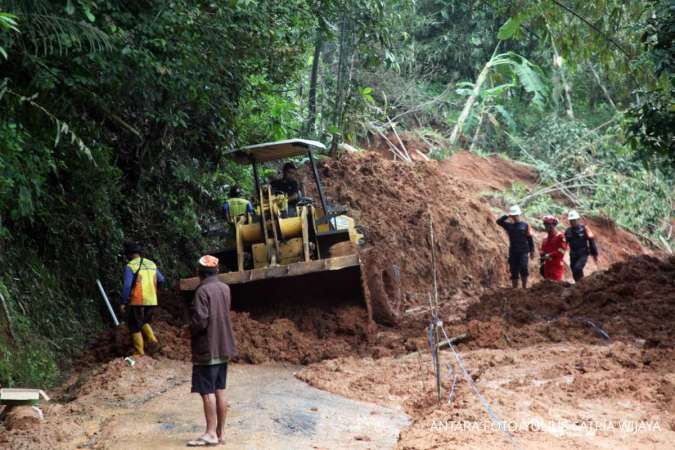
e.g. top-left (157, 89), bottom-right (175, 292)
top-left (179, 139), bottom-right (400, 326)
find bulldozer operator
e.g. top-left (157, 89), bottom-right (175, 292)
top-left (270, 162), bottom-right (304, 216)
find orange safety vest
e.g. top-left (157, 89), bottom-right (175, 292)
top-left (127, 257), bottom-right (159, 306)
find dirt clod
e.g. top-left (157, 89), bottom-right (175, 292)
top-left (3, 406), bottom-right (43, 431)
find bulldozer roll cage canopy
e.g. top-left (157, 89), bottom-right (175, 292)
top-left (226, 138), bottom-right (330, 226)
top-left (225, 139), bottom-right (326, 163)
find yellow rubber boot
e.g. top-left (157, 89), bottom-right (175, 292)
top-left (131, 332), bottom-right (144, 356)
top-left (142, 324), bottom-right (160, 356)
top-left (141, 324), bottom-right (158, 344)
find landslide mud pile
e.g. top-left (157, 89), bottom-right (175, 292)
top-left (314, 151), bottom-right (647, 302)
top-left (82, 305), bottom-right (377, 366)
top-left (464, 254), bottom-right (675, 348)
top-left (314, 152), bottom-right (512, 302)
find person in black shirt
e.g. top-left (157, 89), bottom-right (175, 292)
top-left (564, 210), bottom-right (598, 282)
top-left (270, 162), bottom-right (303, 215)
top-left (496, 205), bottom-right (535, 288)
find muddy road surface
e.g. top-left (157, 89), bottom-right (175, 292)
top-left (96, 364), bottom-right (409, 450)
top-left (2, 361), bottom-right (409, 450)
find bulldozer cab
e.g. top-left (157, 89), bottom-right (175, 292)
top-left (219, 139), bottom-right (362, 271)
top-left (179, 139), bottom-right (390, 327)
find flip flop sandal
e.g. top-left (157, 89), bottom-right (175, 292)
top-left (187, 436), bottom-right (219, 447)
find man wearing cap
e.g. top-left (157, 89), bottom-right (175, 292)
top-left (564, 210), bottom-right (598, 282)
top-left (121, 242), bottom-right (165, 356)
top-left (188, 255), bottom-right (237, 447)
top-left (496, 205), bottom-right (535, 288)
top-left (540, 215), bottom-right (568, 281)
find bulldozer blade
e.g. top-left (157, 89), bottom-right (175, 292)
top-left (179, 253), bottom-right (402, 329)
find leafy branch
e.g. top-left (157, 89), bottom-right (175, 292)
top-left (4, 85), bottom-right (94, 161)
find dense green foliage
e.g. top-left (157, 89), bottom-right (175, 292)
top-left (0, 0), bottom-right (320, 386)
top-left (0, 0), bottom-right (672, 386)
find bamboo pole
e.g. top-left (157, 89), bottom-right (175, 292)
top-left (387, 116), bottom-right (412, 161)
top-left (428, 210), bottom-right (442, 402)
top-left (429, 208), bottom-right (439, 307)
top-left (428, 293), bottom-right (442, 402)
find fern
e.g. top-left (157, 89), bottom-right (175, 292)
top-left (22, 14), bottom-right (111, 55)
top-left (4, 1), bottom-right (111, 56)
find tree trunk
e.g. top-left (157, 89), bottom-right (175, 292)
top-left (558, 58), bottom-right (574, 119)
top-left (589, 63), bottom-right (616, 110)
top-left (449, 43), bottom-right (499, 146)
top-left (330, 13), bottom-right (352, 157)
top-left (546, 23), bottom-right (574, 119)
top-left (304, 32), bottom-right (323, 136)
top-left (470, 103), bottom-right (487, 152)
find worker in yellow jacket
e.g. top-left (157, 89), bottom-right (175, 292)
top-left (121, 242), bottom-right (165, 356)
top-left (223, 185), bottom-right (253, 224)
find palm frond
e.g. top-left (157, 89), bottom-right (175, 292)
top-left (21, 13), bottom-right (111, 56)
top-left (489, 52), bottom-right (550, 109)
top-left (0, 12), bottom-right (20, 59)
top-left (511, 57), bottom-right (549, 109)
top-left (0, 12), bottom-right (19, 31)
top-left (493, 104), bottom-right (517, 130)
top-left (14, 89), bottom-right (94, 159)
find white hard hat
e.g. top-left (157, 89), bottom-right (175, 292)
top-left (567, 210), bottom-right (581, 220)
top-left (508, 205), bottom-right (522, 216)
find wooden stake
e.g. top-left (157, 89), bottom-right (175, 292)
top-left (428, 208), bottom-right (439, 308)
top-left (434, 323), bottom-right (441, 402)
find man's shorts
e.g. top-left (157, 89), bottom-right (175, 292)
top-left (127, 306), bottom-right (154, 333)
top-left (191, 363), bottom-right (228, 395)
top-left (508, 252), bottom-right (529, 279)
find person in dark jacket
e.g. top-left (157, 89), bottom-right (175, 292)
top-left (270, 162), bottom-right (302, 204)
top-left (270, 162), bottom-right (304, 216)
top-left (187, 255), bottom-right (237, 447)
top-left (497, 205), bottom-right (535, 288)
top-left (564, 210), bottom-right (598, 282)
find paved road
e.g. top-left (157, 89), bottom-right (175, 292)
top-left (99, 364), bottom-right (409, 450)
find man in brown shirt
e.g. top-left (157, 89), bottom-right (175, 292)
top-left (187, 255), bottom-right (237, 447)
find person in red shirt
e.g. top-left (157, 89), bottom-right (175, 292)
top-left (540, 215), bottom-right (568, 281)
